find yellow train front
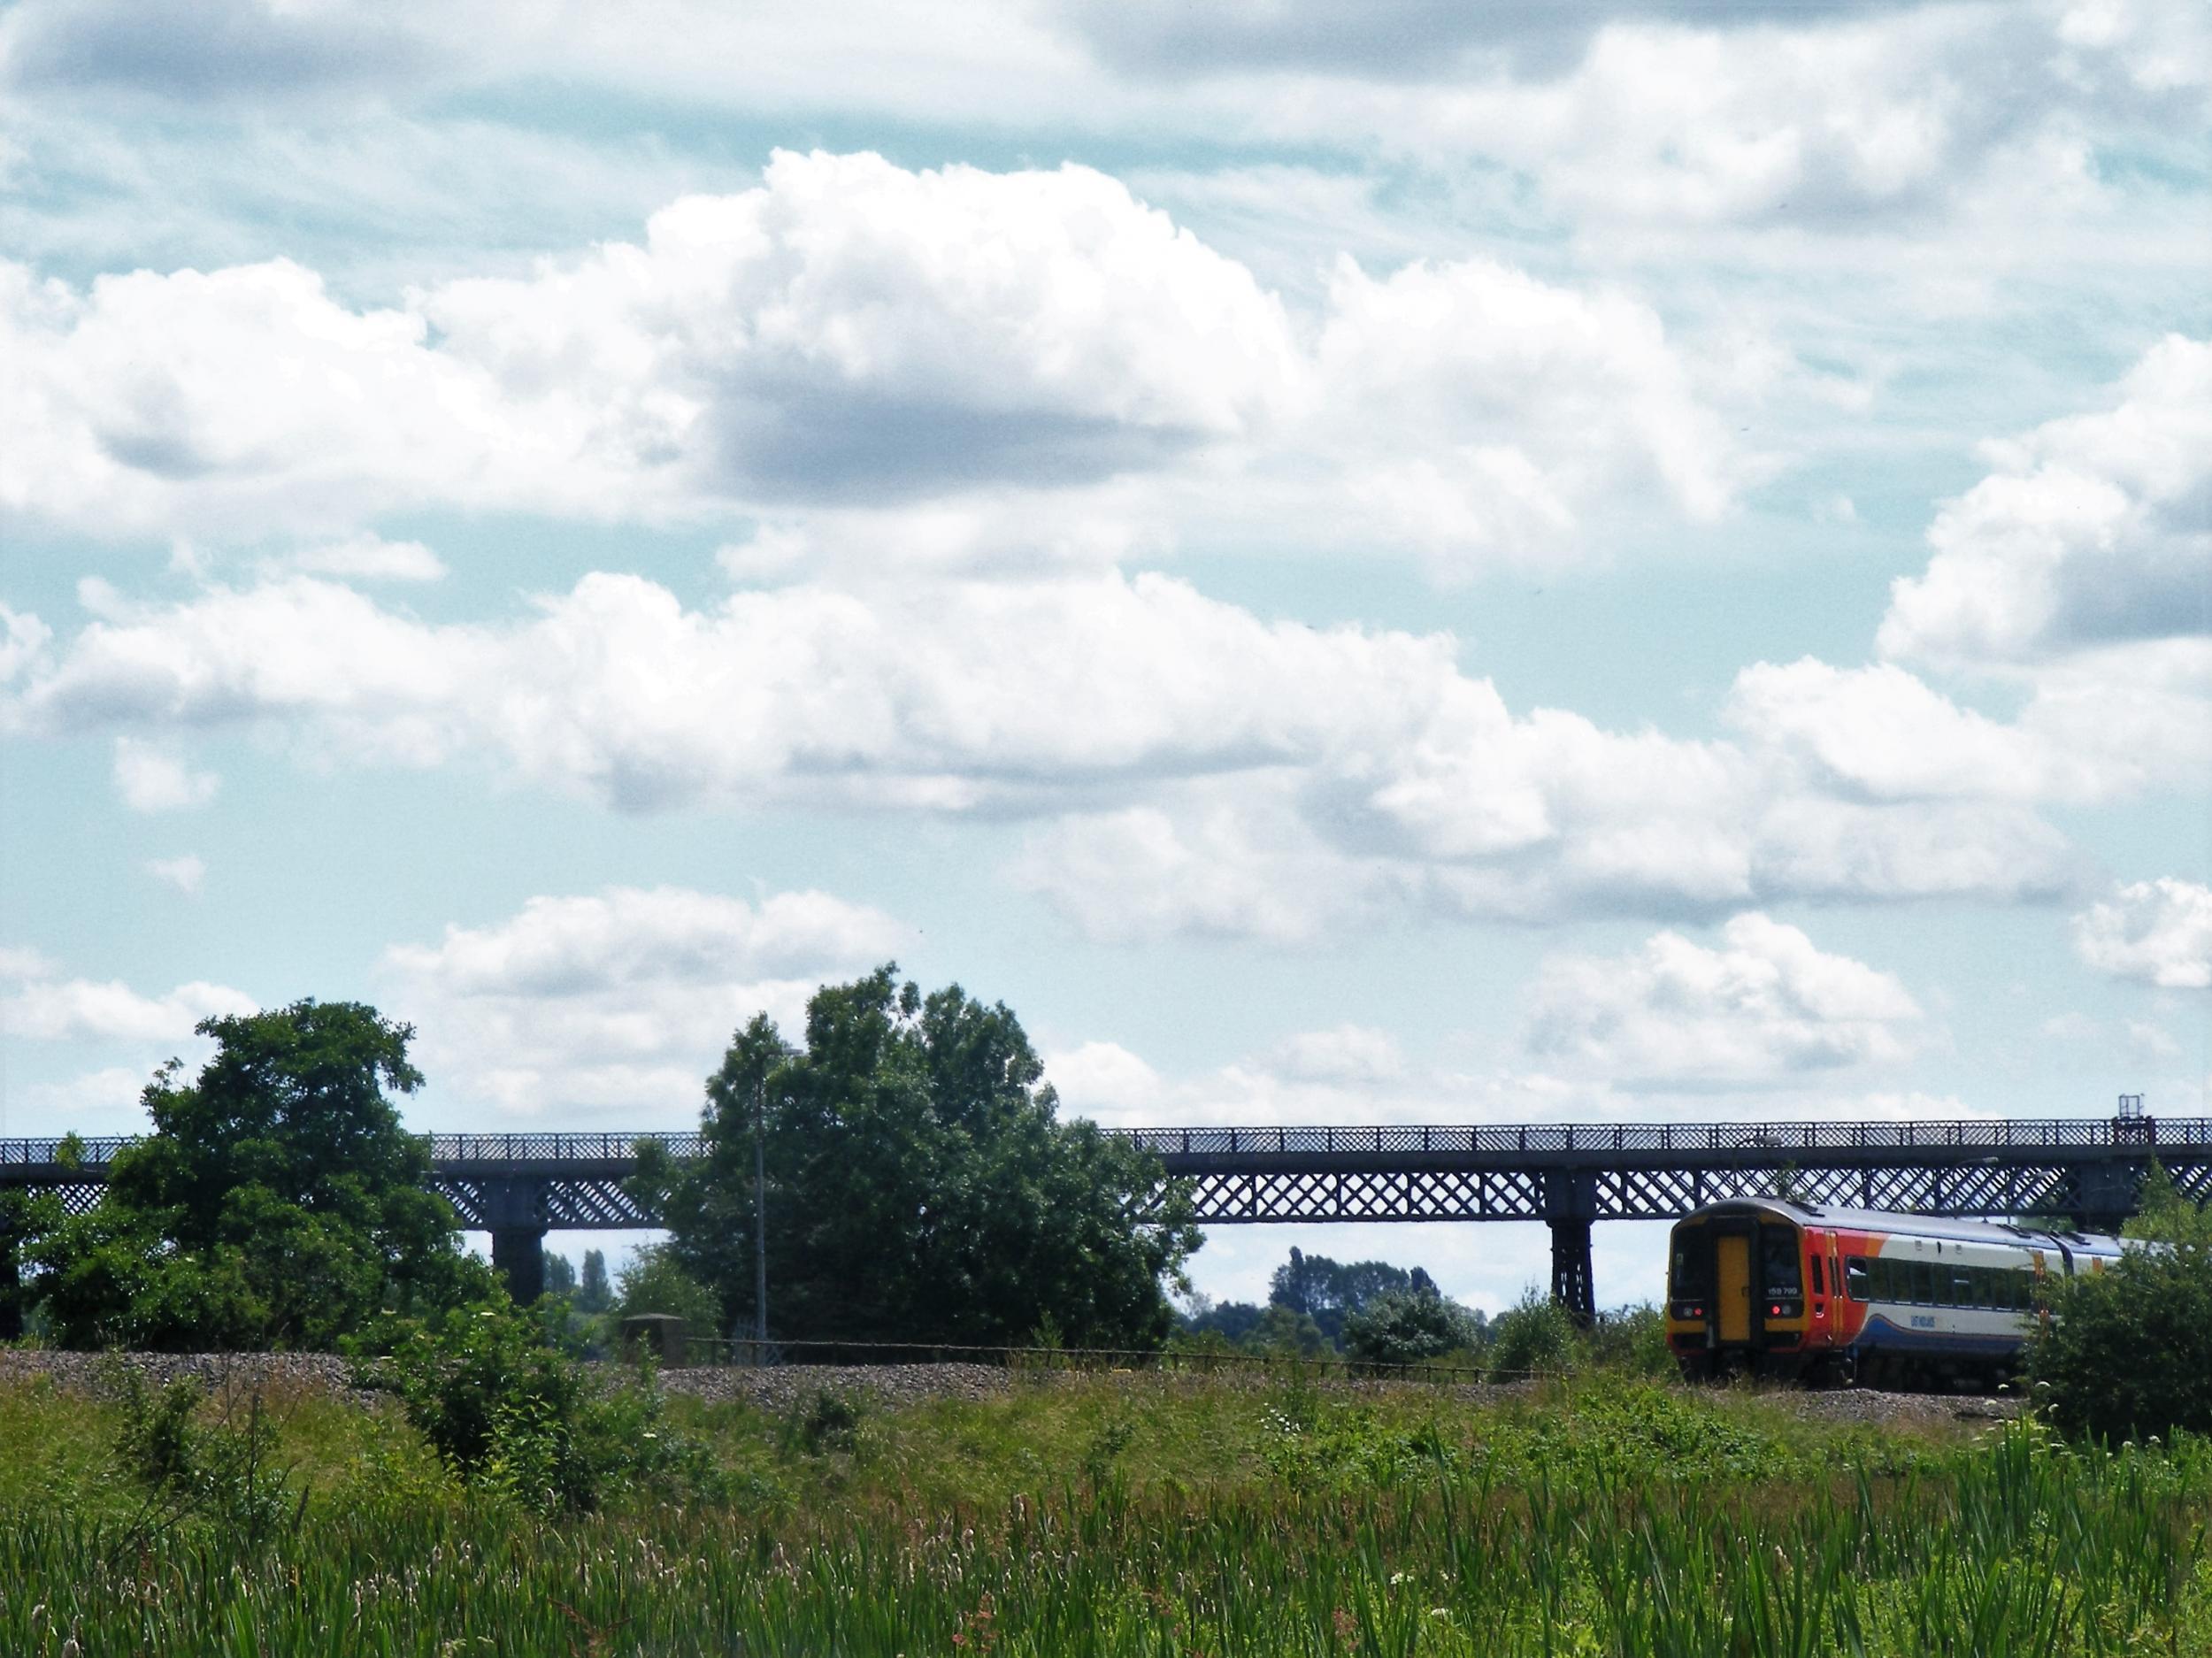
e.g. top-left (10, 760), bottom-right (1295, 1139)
top-left (1665, 1198), bottom-right (2123, 1388)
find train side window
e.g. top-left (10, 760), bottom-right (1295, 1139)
top-left (1845, 1256), bottom-right (1871, 1300)
top-left (1809, 1255), bottom-right (1824, 1296)
top-left (1911, 1261), bottom-right (1937, 1304)
top-left (1953, 1274), bottom-right (1974, 1307)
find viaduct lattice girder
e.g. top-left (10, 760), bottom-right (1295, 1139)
top-left (7, 1119), bottom-right (2208, 1320)
top-left (5, 1119), bottom-right (2208, 1226)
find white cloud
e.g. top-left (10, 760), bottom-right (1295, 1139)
top-left (12, 563), bottom-right (2090, 933)
top-left (286, 533), bottom-right (447, 582)
top-left (0, 951), bottom-right (254, 1042)
top-left (144, 854), bottom-right (205, 894)
top-left (380, 885), bottom-right (909, 1117)
top-left (0, 604), bottom-right (51, 683)
top-left (1296, 255), bottom-right (1743, 576)
top-left (0, 154), bottom-right (1307, 540)
top-left (1878, 334), bottom-right (2212, 671)
top-left (19, 1064), bottom-right (153, 1119)
top-left (2073, 878), bottom-right (2212, 989)
top-left (1724, 658), bottom-right (2131, 804)
top-left (0, 149), bottom-right (1769, 572)
top-left (1521, 912), bottom-right (1926, 1086)
top-left (111, 737), bottom-right (219, 811)
top-left (1271, 1025), bottom-right (1407, 1085)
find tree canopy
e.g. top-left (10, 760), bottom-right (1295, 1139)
top-left (1267, 1247), bottom-right (1438, 1344)
top-left (638, 966), bottom-right (1200, 1349)
top-left (33, 1000), bottom-right (492, 1349)
top-left (2032, 1163), bottom-right (2212, 1442)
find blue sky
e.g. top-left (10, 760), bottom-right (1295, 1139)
top-left (2, 0), bottom-right (2208, 1313)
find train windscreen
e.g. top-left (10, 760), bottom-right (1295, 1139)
top-left (1760, 1225), bottom-right (1802, 1297)
top-left (1669, 1235), bottom-right (1709, 1301)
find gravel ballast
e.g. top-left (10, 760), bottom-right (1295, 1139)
top-left (0, 1349), bottom-right (2019, 1429)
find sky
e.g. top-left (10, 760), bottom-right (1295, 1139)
top-left (1, 0), bottom-right (2208, 1316)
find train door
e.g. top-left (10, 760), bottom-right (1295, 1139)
top-left (1717, 1233), bottom-right (1753, 1343)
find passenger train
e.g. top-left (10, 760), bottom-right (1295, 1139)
top-left (1665, 1198), bottom-right (2125, 1387)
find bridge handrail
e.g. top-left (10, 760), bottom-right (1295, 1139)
top-left (4, 1117), bottom-right (2208, 1171)
top-left (1110, 1117), bottom-right (2210, 1156)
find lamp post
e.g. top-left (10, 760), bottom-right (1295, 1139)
top-left (754, 1072), bottom-right (768, 1351)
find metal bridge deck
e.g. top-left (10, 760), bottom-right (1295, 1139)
top-left (6, 1116), bottom-right (2205, 1226)
top-left (9, 1117), bottom-right (2206, 1321)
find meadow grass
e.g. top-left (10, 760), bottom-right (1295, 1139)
top-left (3, 1370), bottom-right (2208, 1656)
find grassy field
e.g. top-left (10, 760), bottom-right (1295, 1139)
top-left (3, 1367), bottom-right (2208, 1656)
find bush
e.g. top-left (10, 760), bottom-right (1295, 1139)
top-left (1486, 1290), bottom-right (1579, 1380)
top-left (612, 1244), bottom-right (725, 1350)
top-left (1581, 1304), bottom-right (1674, 1377)
top-left (2033, 1240), bottom-right (2212, 1443)
top-left (1340, 1289), bottom-right (1481, 1368)
top-left (357, 1301), bottom-right (710, 1513)
top-left (108, 1365), bottom-right (298, 1550)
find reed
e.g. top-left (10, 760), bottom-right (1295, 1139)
top-left (2, 1379), bottom-right (2206, 1655)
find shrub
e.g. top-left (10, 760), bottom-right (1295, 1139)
top-left (612, 1244), bottom-right (725, 1350)
top-left (1581, 1303), bottom-right (1674, 1376)
top-left (108, 1365), bottom-right (298, 1550)
top-left (357, 1301), bottom-right (710, 1513)
top-left (2033, 1240), bottom-right (2212, 1443)
top-left (2033, 1171), bottom-right (2212, 1443)
top-left (1340, 1289), bottom-right (1481, 1368)
top-left (1486, 1290), bottom-right (1579, 1379)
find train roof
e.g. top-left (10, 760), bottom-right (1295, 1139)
top-left (1678, 1196), bottom-right (2125, 1255)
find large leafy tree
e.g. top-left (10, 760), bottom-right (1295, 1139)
top-left (639, 967), bottom-right (1199, 1348)
top-left (2032, 1163), bottom-right (2212, 1440)
top-left (35, 1000), bottom-right (493, 1350)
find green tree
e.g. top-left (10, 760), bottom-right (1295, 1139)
top-left (574, 1249), bottom-right (612, 1315)
top-left (34, 1001), bottom-right (494, 1350)
top-left (611, 1243), bottom-right (722, 1341)
top-left (1486, 1289), bottom-right (1580, 1379)
top-left (640, 967), bottom-right (1200, 1348)
top-left (2032, 1163), bottom-right (2212, 1440)
top-left (541, 1251), bottom-right (578, 1297)
top-left (1340, 1286), bottom-right (1481, 1367)
top-left (2, 1188), bottom-right (64, 1340)
top-left (1266, 1248), bottom-right (1433, 1344)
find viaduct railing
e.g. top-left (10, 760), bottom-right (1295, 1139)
top-left (6, 1117), bottom-right (2207, 1322)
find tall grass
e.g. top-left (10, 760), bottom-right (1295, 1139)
top-left (2, 1383), bottom-right (2207, 1655)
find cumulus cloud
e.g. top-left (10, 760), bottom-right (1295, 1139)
top-left (285, 533), bottom-right (447, 582)
top-left (1271, 1025), bottom-right (1408, 1085)
top-left (1056, 0), bottom-right (1914, 79)
top-left (1879, 334), bottom-right (2212, 670)
top-left (2073, 878), bottom-right (2212, 989)
top-left (8, 562), bottom-right (2089, 931)
top-left (1301, 255), bottom-right (1741, 576)
top-left (380, 885), bottom-right (909, 1117)
top-left (0, 150), bottom-right (1761, 570)
top-left (0, 153), bottom-right (1307, 539)
top-left (0, 951), bottom-right (253, 1042)
top-left (19, 1064), bottom-right (152, 1118)
top-left (144, 854), bottom-right (206, 894)
top-left (0, 0), bottom-right (432, 99)
top-left (111, 737), bottom-right (219, 811)
top-left (1521, 912), bottom-right (1926, 1086)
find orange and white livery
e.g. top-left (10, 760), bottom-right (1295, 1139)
top-left (1666, 1198), bottom-right (2124, 1388)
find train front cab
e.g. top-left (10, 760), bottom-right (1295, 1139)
top-left (1667, 1203), bottom-right (1817, 1380)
